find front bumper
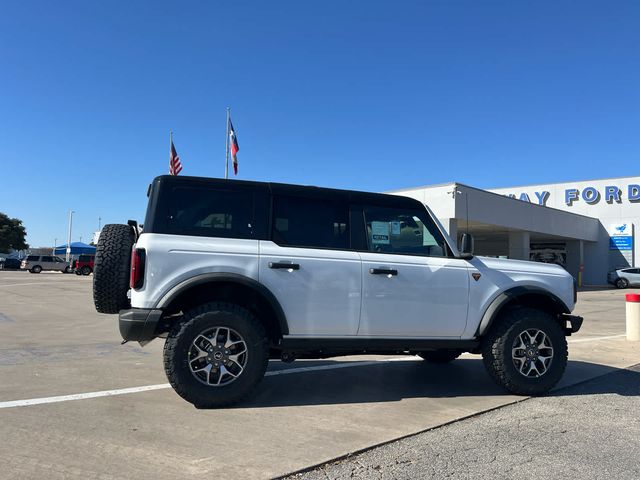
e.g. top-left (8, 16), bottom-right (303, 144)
top-left (561, 314), bottom-right (583, 335)
top-left (119, 308), bottom-right (163, 342)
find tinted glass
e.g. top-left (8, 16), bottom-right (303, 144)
top-left (166, 187), bottom-right (253, 239)
top-left (272, 196), bottom-right (349, 249)
top-left (362, 206), bottom-right (447, 257)
top-left (54, 257), bottom-right (65, 262)
top-left (41, 256), bottom-right (54, 262)
top-left (27, 256), bottom-right (39, 261)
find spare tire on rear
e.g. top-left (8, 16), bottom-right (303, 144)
top-left (93, 224), bottom-right (135, 314)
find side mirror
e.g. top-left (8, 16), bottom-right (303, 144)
top-left (459, 233), bottom-right (474, 259)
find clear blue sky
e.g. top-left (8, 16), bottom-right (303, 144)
top-left (1, 1), bottom-right (638, 247)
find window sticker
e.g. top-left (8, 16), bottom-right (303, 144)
top-left (390, 221), bottom-right (401, 235)
top-left (371, 221), bottom-right (390, 244)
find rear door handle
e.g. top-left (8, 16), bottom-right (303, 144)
top-left (269, 262), bottom-right (300, 270)
top-left (369, 268), bottom-right (398, 276)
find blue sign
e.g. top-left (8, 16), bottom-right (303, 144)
top-left (610, 236), bottom-right (633, 251)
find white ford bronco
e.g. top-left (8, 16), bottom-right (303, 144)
top-left (93, 175), bottom-right (582, 408)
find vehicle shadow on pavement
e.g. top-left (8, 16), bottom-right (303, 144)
top-left (223, 358), bottom-right (638, 409)
top-left (551, 362), bottom-right (640, 396)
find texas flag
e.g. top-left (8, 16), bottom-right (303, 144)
top-left (229, 117), bottom-right (239, 175)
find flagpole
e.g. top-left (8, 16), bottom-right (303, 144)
top-left (169, 131), bottom-right (172, 175)
top-left (225, 107), bottom-right (230, 179)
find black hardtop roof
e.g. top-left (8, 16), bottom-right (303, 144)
top-left (152, 175), bottom-right (424, 209)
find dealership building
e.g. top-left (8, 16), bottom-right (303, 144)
top-left (389, 175), bottom-right (640, 286)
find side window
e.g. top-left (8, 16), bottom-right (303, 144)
top-left (54, 257), bottom-right (64, 262)
top-left (272, 196), bottom-right (349, 249)
top-left (363, 206), bottom-right (447, 257)
top-left (41, 256), bottom-right (54, 262)
top-left (27, 256), bottom-right (39, 261)
top-left (167, 187), bottom-right (253, 239)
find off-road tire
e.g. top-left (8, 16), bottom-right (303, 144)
top-left (163, 302), bottom-right (269, 408)
top-left (616, 278), bottom-right (629, 289)
top-left (418, 350), bottom-right (462, 363)
top-left (31, 265), bottom-right (42, 274)
top-left (481, 307), bottom-right (567, 395)
top-left (93, 224), bottom-right (135, 314)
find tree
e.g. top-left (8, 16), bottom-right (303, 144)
top-left (0, 212), bottom-right (29, 251)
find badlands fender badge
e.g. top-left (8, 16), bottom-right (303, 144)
top-left (471, 272), bottom-right (481, 281)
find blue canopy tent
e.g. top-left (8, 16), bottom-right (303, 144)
top-left (53, 242), bottom-right (97, 256)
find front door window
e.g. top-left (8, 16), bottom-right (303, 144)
top-left (363, 206), bottom-right (447, 257)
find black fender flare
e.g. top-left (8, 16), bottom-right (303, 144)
top-left (476, 286), bottom-right (571, 337)
top-left (155, 273), bottom-right (289, 335)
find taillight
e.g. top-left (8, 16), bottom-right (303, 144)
top-left (130, 247), bottom-right (146, 289)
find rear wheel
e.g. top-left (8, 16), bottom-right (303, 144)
top-left (418, 350), bottom-right (462, 363)
top-left (81, 266), bottom-right (92, 276)
top-left (163, 302), bottom-right (269, 408)
top-left (616, 278), bottom-right (629, 289)
top-left (93, 224), bottom-right (135, 314)
top-left (30, 265), bottom-right (42, 274)
top-left (482, 307), bottom-right (567, 396)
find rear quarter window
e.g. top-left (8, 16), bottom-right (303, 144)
top-left (162, 186), bottom-right (254, 239)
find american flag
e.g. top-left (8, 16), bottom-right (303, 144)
top-left (229, 118), bottom-right (239, 175)
top-left (169, 137), bottom-right (182, 175)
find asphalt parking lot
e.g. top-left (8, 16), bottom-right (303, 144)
top-left (290, 364), bottom-right (640, 480)
top-left (1, 271), bottom-right (639, 479)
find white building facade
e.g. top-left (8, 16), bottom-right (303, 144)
top-left (390, 176), bottom-right (640, 286)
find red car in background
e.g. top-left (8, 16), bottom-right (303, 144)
top-left (74, 254), bottom-right (95, 275)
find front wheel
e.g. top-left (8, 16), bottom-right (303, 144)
top-left (163, 302), bottom-right (269, 408)
top-left (30, 266), bottom-right (42, 274)
top-left (616, 278), bottom-right (629, 289)
top-left (482, 308), bottom-right (567, 396)
top-left (81, 266), bottom-right (92, 276)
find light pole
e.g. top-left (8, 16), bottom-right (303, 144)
top-left (53, 238), bottom-right (57, 256)
top-left (66, 210), bottom-right (75, 263)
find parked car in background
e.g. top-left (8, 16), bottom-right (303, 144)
top-left (0, 257), bottom-right (22, 269)
top-left (20, 255), bottom-right (71, 274)
top-left (608, 268), bottom-right (640, 289)
top-left (74, 254), bottom-right (95, 275)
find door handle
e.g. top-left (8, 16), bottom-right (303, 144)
top-left (269, 262), bottom-right (300, 270)
top-left (369, 268), bottom-right (398, 276)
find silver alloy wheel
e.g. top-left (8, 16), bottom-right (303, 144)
top-left (188, 327), bottom-right (248, 386)
top-left (511, 328), bottom-right (554, 378)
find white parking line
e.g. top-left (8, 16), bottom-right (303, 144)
top-left (0, 358), bottom-right (417, 409)
top-left (0, 384), bottom-right (171, 409)
top-left (0, 333), bottom-right (627, 410)
top-left (0, 282), bottom-right (81, 288)
top-left (568, 334), bottom-right (626, 343)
